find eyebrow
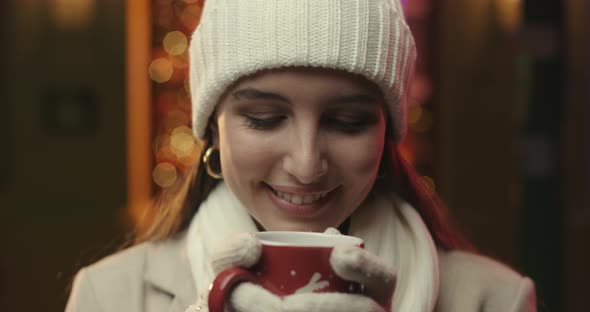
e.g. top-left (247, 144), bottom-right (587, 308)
top-left (232, 88), bottom-right (289, 102)
top-left (231, 87), bottom-right (378, 106)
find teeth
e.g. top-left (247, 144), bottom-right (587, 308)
top-left (274, 189), bottom-right (329, 205)
top-left (292, 195), bottom-right (303, 204)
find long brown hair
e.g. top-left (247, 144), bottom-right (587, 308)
top-left (134, 137), bottom-right (218, 243)
top-left (135, 132), bottom-right (472, 251)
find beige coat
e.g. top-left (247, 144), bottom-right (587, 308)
top-left (65, 232), bottom-right (536, 312)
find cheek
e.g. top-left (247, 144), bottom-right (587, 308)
top-left (331, 129), bottom-right (385, 177)
top-left (218, 121), bottom-right (276, 178)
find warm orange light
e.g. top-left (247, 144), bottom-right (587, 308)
top-left (51, 0), bottom-right (96, 29)
top-left (495, 0), bottom-right (522, 33)
top-left (126, 0), bottom-right (153, 228)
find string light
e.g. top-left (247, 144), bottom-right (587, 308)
top-left (151, 0), bottom-right (200, 187)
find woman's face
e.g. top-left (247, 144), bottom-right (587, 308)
top-left (211, 68), bottom-right (386, 232)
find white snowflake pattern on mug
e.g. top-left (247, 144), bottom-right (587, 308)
top-left (294, 272), bottom-right (330, 294)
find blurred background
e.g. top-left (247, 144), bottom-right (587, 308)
top-left (0, 0), bottom-right (588, 311)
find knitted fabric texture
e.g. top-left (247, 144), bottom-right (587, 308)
top-left (186, 183), bottom-right (439, 311)
top-left (189, 0), bottom-right (416, 142)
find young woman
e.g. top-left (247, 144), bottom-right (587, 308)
top-left (66, 0), bottom-right (537, 311)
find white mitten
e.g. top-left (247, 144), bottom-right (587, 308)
top-left (330, 245), bottom-right (397, 308)
top-left (210, 232), bottom-right (281, 312)
top-left (210, 232), bottom-right (263, 275)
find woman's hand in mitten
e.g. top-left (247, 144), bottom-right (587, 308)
top-left (329, 244), bottom-right (397, 310)
top-left (209, 232), bottom-right (282, 312)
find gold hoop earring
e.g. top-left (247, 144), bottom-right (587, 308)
top-left (203, 146), bottom-right (223, 179)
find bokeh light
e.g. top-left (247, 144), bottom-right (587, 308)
top-left (149, 58), bottom-right (174, 83)
top-left (407, 103), bottom-right (423, 125)
top-left (170, 125), bottom-right (196, 157)
top-left (50, 0), bottom-right (96, 29)
top-left (180, 4), bottom-right (203, 31)
top-left (163, 31), bottom-right (188, 56)
top-left (420, 176), bottom-right (436, 195)
top-left (169, 53), bottom-right (189, 70)
top-left (410, 107), bottom-right (433, 133)
top-left (156, 146), bottom-right (177, 165)
top-left (495, 0), bottom-right (522, 33)
top-left (152, 162), bottom-right (178, 188)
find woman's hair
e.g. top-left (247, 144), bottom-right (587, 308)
top-left (134, 137), bottom-right (218, 243)
top-left (135, 131), bottom-right (473, 251)
top-left (155, 1), bottom-right (464, 248)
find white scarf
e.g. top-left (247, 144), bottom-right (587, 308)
top-left (186, 182), bottom-right (439, 311)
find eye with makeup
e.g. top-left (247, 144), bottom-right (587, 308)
top-left (323, 112), bottom-right (379, 134)
top-left (243, 113), bottom-right (286, 130)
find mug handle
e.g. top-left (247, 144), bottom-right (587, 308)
top-left (208, 268), bottom-right (258, 312)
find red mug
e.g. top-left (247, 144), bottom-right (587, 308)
top-left (208, 231), bottom-right (364, 312)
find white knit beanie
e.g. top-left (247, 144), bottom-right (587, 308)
top-left (189, 0), bottom-right (416, 142)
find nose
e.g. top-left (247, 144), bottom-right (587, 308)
top-left (282, 130), bottom-right (328, 184)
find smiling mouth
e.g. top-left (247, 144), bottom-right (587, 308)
top-left (265, 184), bottom-right (337, 206)
top-left (270, 188), bottom-right (329, 205)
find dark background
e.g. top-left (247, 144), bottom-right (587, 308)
top-left (0, 0), bottom-right (588, 311)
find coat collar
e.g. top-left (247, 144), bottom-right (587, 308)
top-left (143, 231), bottom-right (197, 311)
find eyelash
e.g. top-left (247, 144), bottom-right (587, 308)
top-left (326, 118), bottom-right (372, 134)
top-left (245, 115), bottom-right (285, 130)
top-left (244, 115), bottom-right (374, 134)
